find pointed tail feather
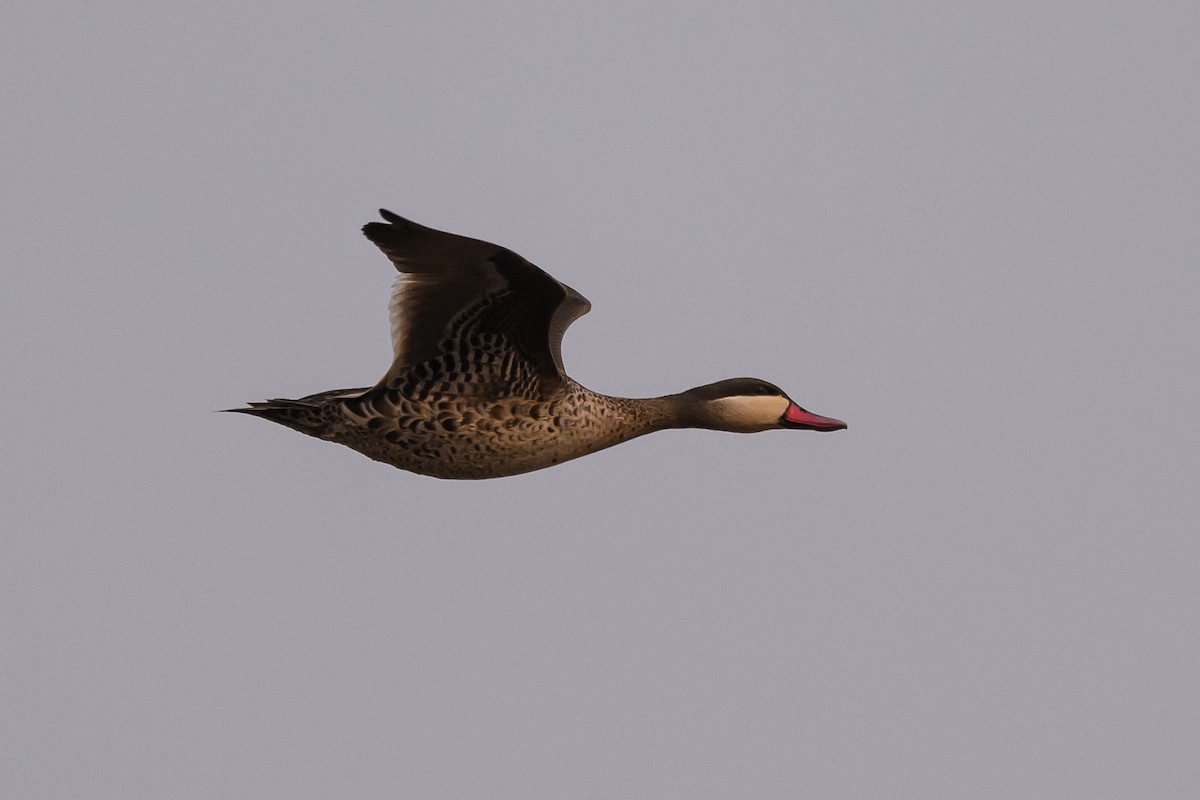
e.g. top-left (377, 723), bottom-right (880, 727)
top-left (221, 398), bottom-right (332, 438)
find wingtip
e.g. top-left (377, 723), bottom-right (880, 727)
top-left (364, 209), bottom-right (417, 242)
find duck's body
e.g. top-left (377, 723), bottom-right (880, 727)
top-left (251, 380), bottom-right (674, 479)
top-left (229, 210), bottom-right (845, 479)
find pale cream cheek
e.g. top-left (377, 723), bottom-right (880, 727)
top-left (708, 396), bottom-right (789, 432)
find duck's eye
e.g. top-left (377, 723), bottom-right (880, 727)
top-left (754, 384), bottom-right (772, 395)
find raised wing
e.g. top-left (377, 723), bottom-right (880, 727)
top-left (361, 210), bottom-right (591, 393)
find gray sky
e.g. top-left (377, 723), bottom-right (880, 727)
top-left (4, 2), bottom-right (1198, 798)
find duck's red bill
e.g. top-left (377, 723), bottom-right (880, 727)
top-left (781, 403), bottom-right (847, 431)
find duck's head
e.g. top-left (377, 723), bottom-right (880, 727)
top-left (678, 378), bottom-right (847, 434)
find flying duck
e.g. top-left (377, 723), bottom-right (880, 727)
top-left (227, 210), bottom-right (846, 479)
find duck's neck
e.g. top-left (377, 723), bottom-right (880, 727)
top-left (622, 393), bottom-right (689, 432)
top-left (571, 386), bottom-right (692, 438)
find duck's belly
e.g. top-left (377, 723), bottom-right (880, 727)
top-left (336, 397), bottom-right (641, 479)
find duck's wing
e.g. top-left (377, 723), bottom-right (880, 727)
top-left (361, 210), bottom-right (591, 393)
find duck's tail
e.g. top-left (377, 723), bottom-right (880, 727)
top-left (222, 397), bottom-right (334, 439)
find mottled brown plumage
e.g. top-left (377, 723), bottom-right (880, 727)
top-left (227, 210), bottom-right (846, 478)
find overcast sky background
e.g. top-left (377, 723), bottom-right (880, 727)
top-left (3, 2), bottom-right (1198, 798)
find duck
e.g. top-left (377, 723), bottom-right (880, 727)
top-left (226, 209), bottom-right (846, 479)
